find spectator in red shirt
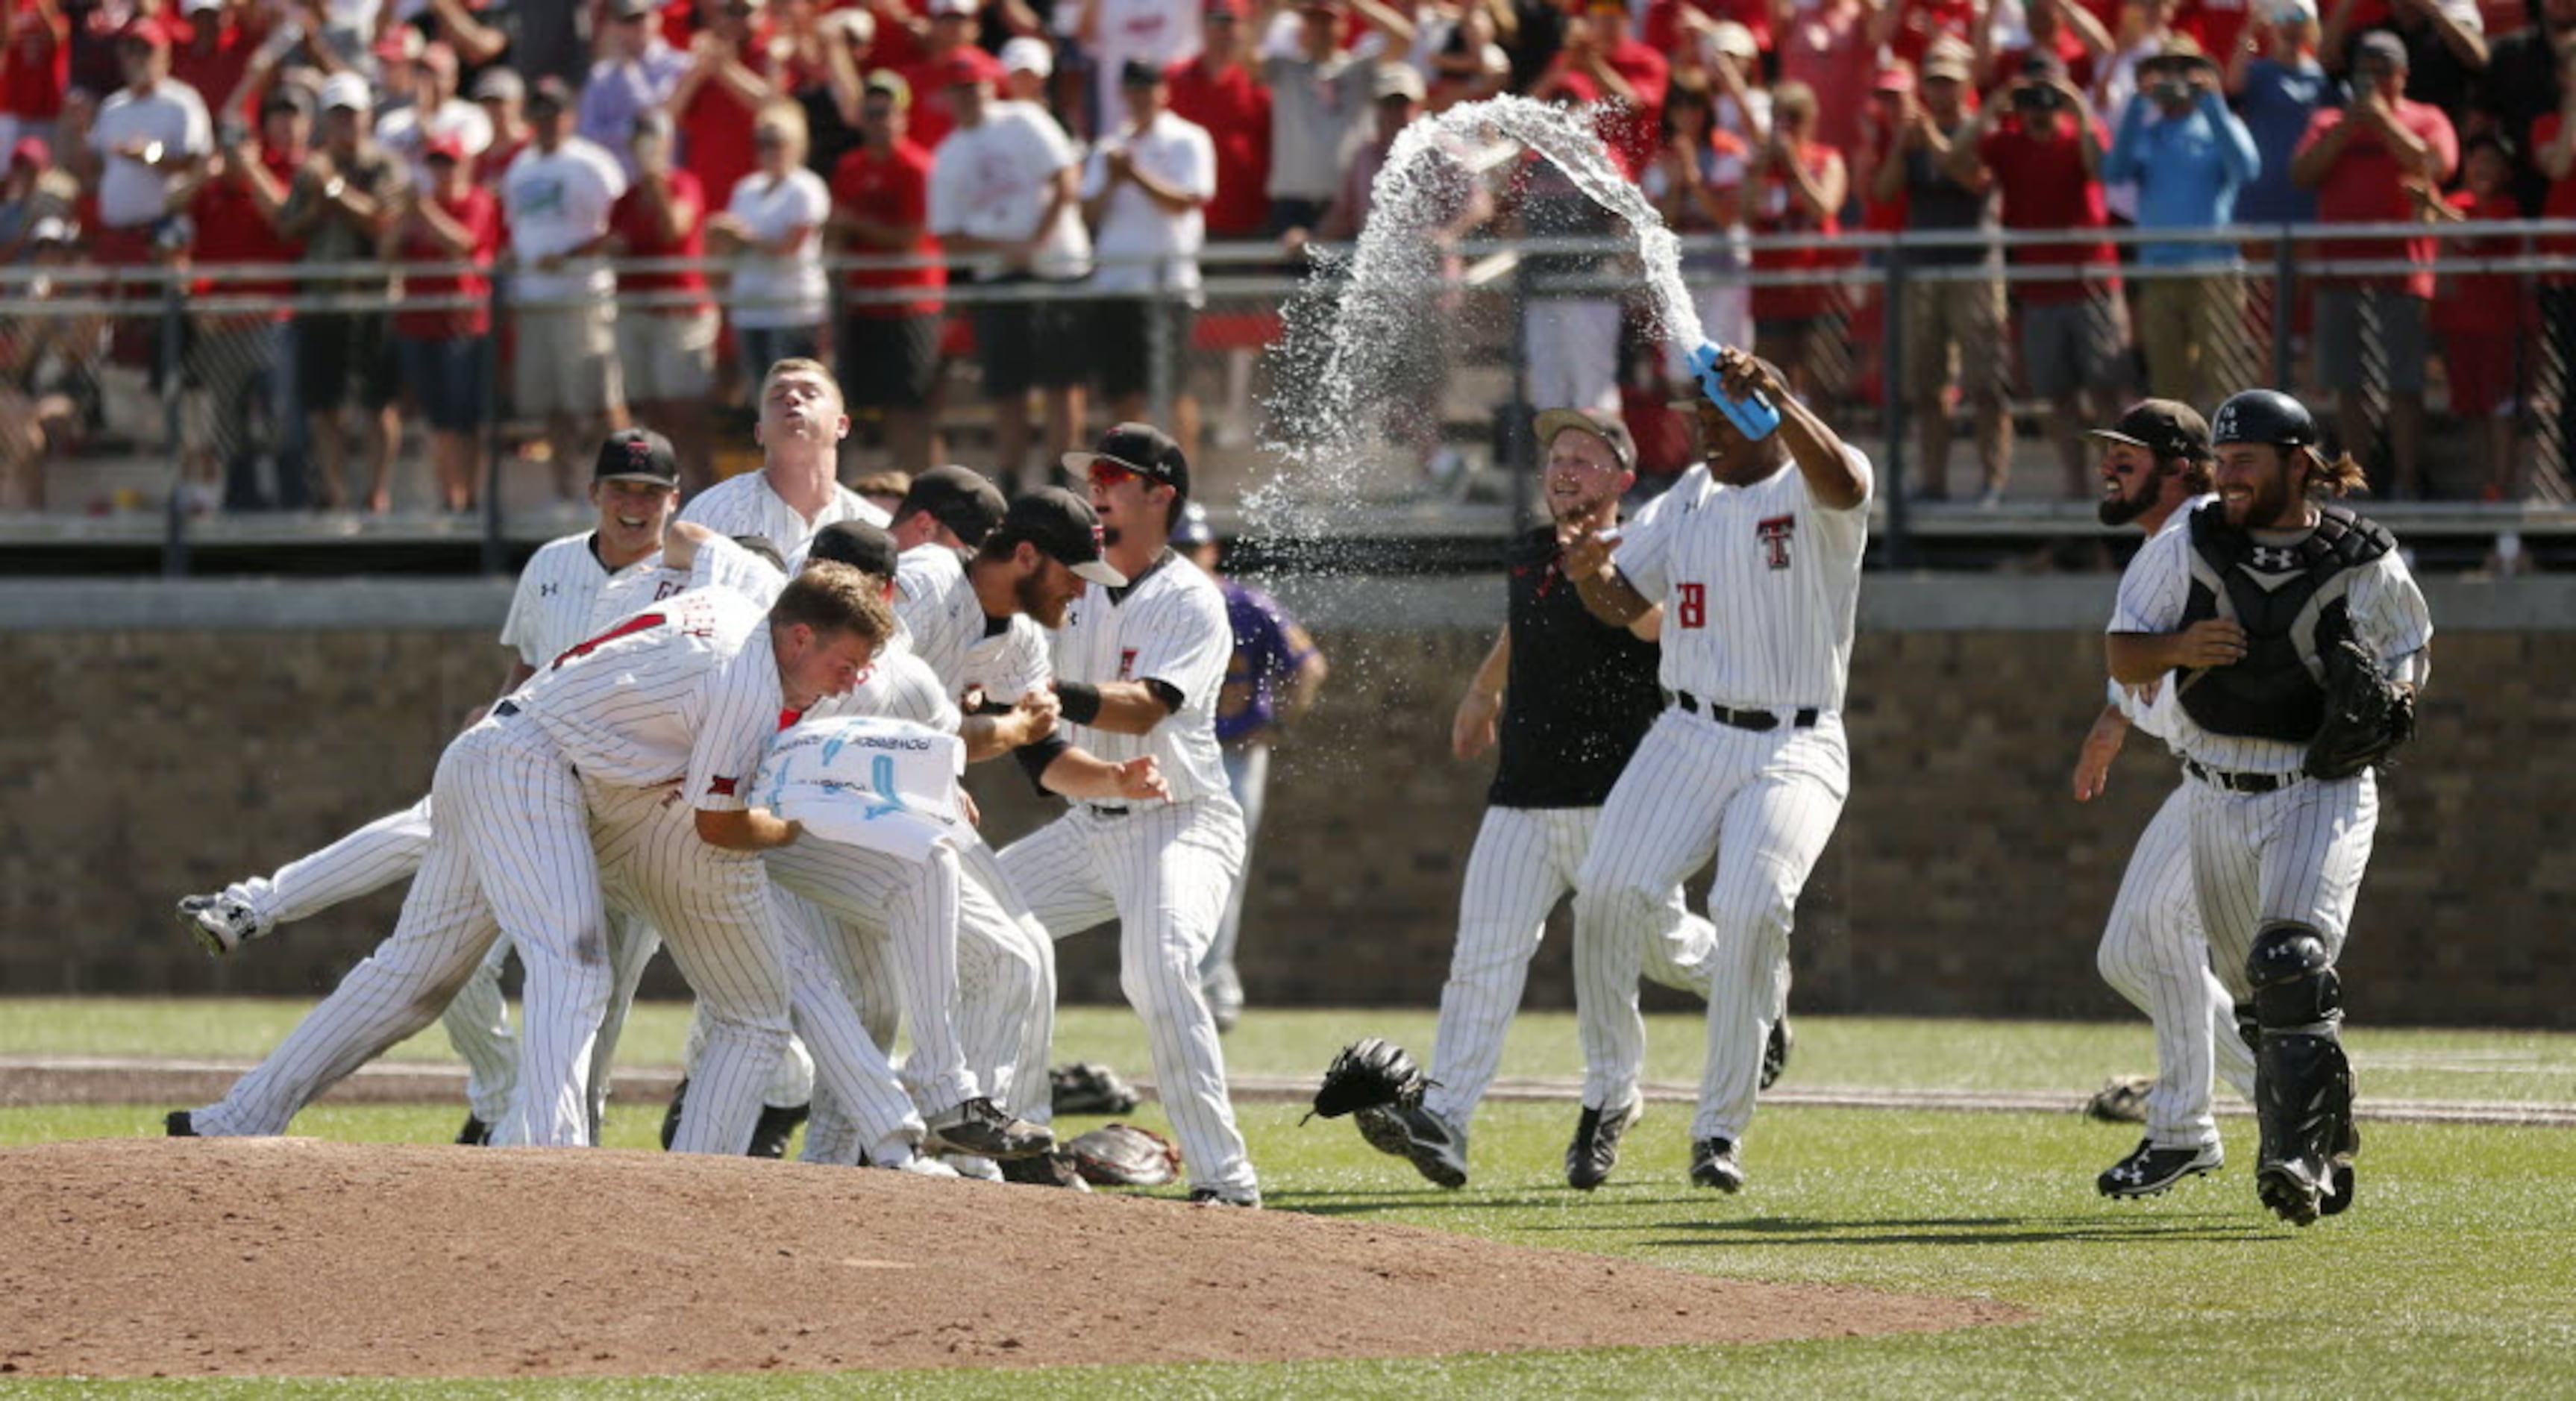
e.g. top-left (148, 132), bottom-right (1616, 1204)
top-left (1529, 0), bottom-right (1668, 175)
top-left (1952, 54), bottom-right (2128, 497)
top-left (897, 0), bottom-right (985, 150)
top-left (2, 0), bottom-right (71, 161)
top-left (2290, 28), bottom-right (2458, 497)
top-left (604, 110), bottom-right (721, 487)
top-left (1776, 0), bottom-right (1877, 157)
top-left (1979, 0), bottom-right (2113, 96)
top-left (1884, 0), bottom-right (1975, 66)
top-left (2528, 44), bottom-right (2576, 486)
top-left (828, 69), bottom-right (945, 471)
top-left (169, 0), bottom-right (250, 132)
top-left (667, 0), bottom-right (781, 208)
top-left (389, 131), bottom-right (503, 512)
top-left (1166, 0), bottom-right (1266, 239)
top-left (2429, 134), bottom-right (2525, 499)
top-left (1746, 78), bottom-right (1848, 401)
top-left (471, 67), bottom-right (535, 188)
top-left (181, 85), bottom-right (302, 511)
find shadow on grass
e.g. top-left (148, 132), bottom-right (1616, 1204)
top-left (1625, 1212), bottom-right (2278, 1247)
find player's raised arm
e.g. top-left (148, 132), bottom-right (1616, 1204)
top-left (1709, 345), bottom-right (1869, 510)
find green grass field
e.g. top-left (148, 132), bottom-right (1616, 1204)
top-left (7, 1000), bottom-right (2575, 1398)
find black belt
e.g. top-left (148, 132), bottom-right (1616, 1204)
top-left (2185, 759), bottom-right (2298, 794)
top-left (1667, 691), bottom-right (1818, 732)
top-left (1088, 805), bottom-right (1131, 818)
top-left (494, 700), bottom-right (520, 718)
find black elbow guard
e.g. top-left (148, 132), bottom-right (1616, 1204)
top-left (1015, 734), bottom-right (1072, 793)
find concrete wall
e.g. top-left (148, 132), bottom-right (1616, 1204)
top-left (4, 576), bottom-right (2567, 1027)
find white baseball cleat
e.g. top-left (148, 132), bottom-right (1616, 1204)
top-left (177, 894), bottom-right (264, 957)
top-left (881, 1151), bottom-right (962, 1178)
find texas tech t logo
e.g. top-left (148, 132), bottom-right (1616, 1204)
top-left (1757, 514), bottom-right (1796, 570)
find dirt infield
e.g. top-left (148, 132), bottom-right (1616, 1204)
top-left (0, 1138), bottom-right (2025, 1379)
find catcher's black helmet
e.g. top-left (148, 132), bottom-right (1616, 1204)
top-left (2210, 389), bottom-right (2318, 448)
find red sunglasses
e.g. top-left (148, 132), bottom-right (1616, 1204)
top-left (1086, 460), bottom-right (1140, 488)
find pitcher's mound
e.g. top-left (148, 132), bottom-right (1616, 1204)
top-left (1, 1138), bottom-right (2022, 1378)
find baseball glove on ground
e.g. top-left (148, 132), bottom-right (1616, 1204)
top-left (1050, 1062), bottom-right (1143, 1116)
top-left (1065, 1122), bottom-right (1182, 1186)
top-left (2304, 634), bottom-right (2414, 780)
top-left (1308, 1038), bottom-right (1426, 1123)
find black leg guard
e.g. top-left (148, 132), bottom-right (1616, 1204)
top-left (2246, 922), bottom-right (2356, 1226)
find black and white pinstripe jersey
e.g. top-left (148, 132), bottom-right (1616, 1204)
top-left (2107, 494), bottom-right (2216, 752)
top-left (805, 647), bottom-right (962, 732)
top-left (677, 471), bottom-right (891, 568)
top-left (2111, 513), bottom-right (2434, 774)
top-left (501, 532), bottom-right (656, 669)
top-left (893, 545), bottom-right (1053, 709)
top-left (512, 587), bottom-right (781, 807)
top-left (590, 533), bottom-right (789, 627)
top-left (1612, 451), bottom-right (1873, 711)
top-left (1052, 549), bottom-right (1229, 803)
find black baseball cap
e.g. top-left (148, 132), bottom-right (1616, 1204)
top-left (527, 75), bottom-right (574, 113)
top-left (2086, 400), bottom-right (2212, 462)
top-left (1062, 422), bottom-right (1191, 506)
top-left (593, 427), bottom-right (680, 486)
top-left (806, 518), bottom-right (902, 577)
top-left (1532, 407), bottom-right (1638, 473)
top-left (896, 464), bottom-right (1009, 547)
top-left (1118, 57), bottom-right (1166, 87)
top-left (998, 486), bottom-right (1128, 587)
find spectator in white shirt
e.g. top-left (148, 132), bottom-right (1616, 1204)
top-left (928, 54), bottom-right (1094, 488)
top-left (71, 19), bottom-right (211, 258)
top-left (377, 41), bottom-right (496, 181)
top-left (709, 99), bottom-right (832, 380)
top-left (501, 75), bottom-right (633, 497)
top-left (1082, 57), bottom-right (1215, 459)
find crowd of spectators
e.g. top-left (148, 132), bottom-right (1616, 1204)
top-left (0, 0), bottom-right (2568, 515)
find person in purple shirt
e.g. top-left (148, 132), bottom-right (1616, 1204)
top-left (579, 0), bottom-right (693, 177)
top-left (1176, 502), bottom-right (1329, 1032)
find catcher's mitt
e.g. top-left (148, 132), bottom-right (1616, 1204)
top-left (1065, 1121), bottom-right (1182, 1186)
top-left (2304, 634), bottom-right (2414, 780)
top-left (1307, 1037), bottom-right (1426, 1123)
top-left (1050, 1062), bottom-right (1143, 1117)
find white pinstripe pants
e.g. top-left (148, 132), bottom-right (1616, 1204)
top-left (1574, 709), bottom-right (1847, 1147)
top-left (1001, 798), bottom-right (1253, 1196)
top-left (219, 797), bottom-right (521, 1126)
top-left (762, 837), bottom-right (981, 1115)
top-left (1425, 805), bottom-right (1714, 1128)
top-left (589, 779), bottom-right (794, 1156)
top-left (190, 720), bottom-right (628, 1144)
top-left (2096, 782), bottom-right (2259, 1150)
top-left (2185, 769), bottom-right (2379, 998)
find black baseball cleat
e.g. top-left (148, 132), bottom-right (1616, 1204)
top-left (164, 1110), bottom-right (198, 1138)
top-left (1564, 1097), bottom-right (1641, 1191)
top-left (1353, 1103), bottom-right (1411, 1159)
top-left (924, 1096), bottom-right (1055, 1161)
top-left (1389, 1103), bottom-right (1468, 1189)
top-left (2257, 1160), bottom-right (2325, 1226)
top-left (1188, 1185), bottom-right (1262, 1208)
top-left (2098, 1138), bottom-right (2223, 1197)
top-left (1761, 1018), bottom-right (1794, 1092)
top-left (748, 1101), bottom-right (810, 1159)
top-left (456, 1115), bottom-right (492, 1146)
top-left (1690, 1137), bottom-right (1746, 1192)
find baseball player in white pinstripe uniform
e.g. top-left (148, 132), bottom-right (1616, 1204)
top-left (1559, 347), bottom-right (1873, 1194)
top-left (997, 423), bottom-right (1261, 1206)
top-left (675, 359), bottom-right (890, 563)
top-left (172, 430), bottom-right (703, 1143)
top-left (173, 565), bottom-right (898, 1154)
top-left (2109, 388), bottom-right (2432, 1225)
top-left (2069, 401), bottom-right (2258, 1200)
top-left (1358, 409), bottom-right (1726, 1190)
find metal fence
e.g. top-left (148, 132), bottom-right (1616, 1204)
top-left (5, 217), bottom-right (2572, 572)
